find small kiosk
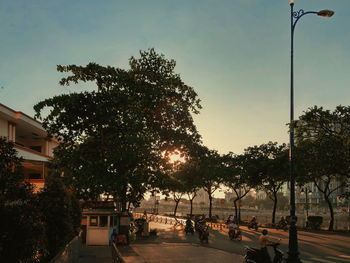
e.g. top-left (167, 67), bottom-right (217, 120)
top-left (83, 209), bottom-right (119, 246)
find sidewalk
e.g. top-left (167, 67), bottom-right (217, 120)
top-left (117, 221), bottom-right (242, 263)
top-left (78, 246), bottom-right (112, 263)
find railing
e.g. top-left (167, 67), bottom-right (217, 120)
top-left (49, 234), bottom-right (81, 263)
top-left (111, 242), bottom-right (125, 263)
top-left (133, 213), bottom-right (229, 230)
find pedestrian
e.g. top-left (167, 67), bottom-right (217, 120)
top-left (110, 228), bottom-right (118, 244)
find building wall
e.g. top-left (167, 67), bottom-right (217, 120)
top-left (1, 103), bottom-right (58, 192)
top-left (0, 118), bottom-right (8, 137)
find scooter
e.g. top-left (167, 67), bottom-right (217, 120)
top-left (199, 225), bottom-right (209, 243)
top-left (248, 222), bottom-right (259, 231)
top-left (244, 242), bottom-right (285, 263)
top-left (228, 224), bottom-right (242, 241)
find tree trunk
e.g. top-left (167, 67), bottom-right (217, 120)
top-left (233, 199), bottom-right (238, 219)
top-left (208, 192), bottom-right (213, 219)
top-left (272, 192), bottom-right (278, 224)
top-left (190, 199), bottom-right (193, 217)
top-left (174, 200), bottom-right (180, 217)
top-left (120, 186), bottom-right (127, 212)
top-left (325, 194), bottom-right (334, 231)
top-left (238, 205), bottom-right (241, 223)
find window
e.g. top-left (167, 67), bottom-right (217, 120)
top-left (89, 216), bottom-right (98, 226)
top-left (99, 216), bottom-right (108, 227)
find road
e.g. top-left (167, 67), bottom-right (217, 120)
top-left (137, 221), bottom-right (350, 263)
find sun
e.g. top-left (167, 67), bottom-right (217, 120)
top-left (165, 150), bottom-right (186, 165)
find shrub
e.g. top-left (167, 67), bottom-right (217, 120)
top-left (38, 175), bottom-right (75, 260)
top-left (0, 138), bottom-right (43, 262)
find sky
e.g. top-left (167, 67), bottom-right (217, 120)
top-left (1, 0), bottom-right (349, 155)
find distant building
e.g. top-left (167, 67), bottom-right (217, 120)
top-left (224, 191), bottom-right (235, 202)
top-left (256, 190), bottom-right (267, 200)
top-left (296, 181), bottom-right (348, 210)
top-left (0, 103), bottom-right (58, 192)
top-left (194, 188), bottom-right (209, 204)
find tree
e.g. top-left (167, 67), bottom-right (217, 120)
top-left (0, 138), bottom-right (43, 263)
top-left (38, 174), bottom-right (77, 260)
top-left (295, 106), bottom-right (350, 230)
top-left (242, 142), bottom-right (289, 224)
top-left (179, 163), bottom-right (200, 217)
top-left (162, 175), bottom-right (185, 217)
top-left (34, 48), bottom-right (201, 211)
top-left (222, 152), bottom-right (251, 222)
top-left (195, 147), bottom-right (224, 219)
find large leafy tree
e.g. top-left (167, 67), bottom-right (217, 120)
top-left (0, 138), bottom-right (43, 263)
top-left (195, 146), bottom-right (224, 219)
top-left (176, 160), bottom-right (202, 217)
top-left (295, 106), bottom-right (350, 230)
top-left (222, 152), bottom-right (251, 222)
top-left (243, 142), bottom-right (289, 224)
top-left (34, 49), bottom-right (201, 211)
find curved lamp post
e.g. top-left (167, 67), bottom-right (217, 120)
top-left (288, 1), bottom-right (334, 262)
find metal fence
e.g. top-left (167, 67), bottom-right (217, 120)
top-left (134, 213), bottom-right (229, 231)
top-left (49, 235), bottom-right (81, 263)
top-left (111, 242), bottom-right (125, 263)
top-left (135, 212), bottom-right (350, 232)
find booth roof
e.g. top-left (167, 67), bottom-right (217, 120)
top-left (82, 208), bottom-right (120, 215)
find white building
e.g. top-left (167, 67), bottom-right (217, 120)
top-left (0, 103), bottom-right (58, 192)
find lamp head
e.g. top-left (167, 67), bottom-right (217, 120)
top-left (317, 10), bottom-right (334, 17)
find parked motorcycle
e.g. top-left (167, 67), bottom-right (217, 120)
top-left (244, 242), bottom-right (285, 263)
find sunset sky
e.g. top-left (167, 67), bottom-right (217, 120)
top-left (1, 0), bottom-right (349, 155)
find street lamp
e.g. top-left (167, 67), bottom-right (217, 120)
top-left (288, 1), bottom-right (334, 262)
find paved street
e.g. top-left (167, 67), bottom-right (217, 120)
top-left (121, 221), bottom-right (350, 263)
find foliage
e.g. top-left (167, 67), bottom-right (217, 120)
top-left (240, 142), bottom-right (289, 224)
top-left (0, 138), bottom-right (43, 263)
top-left (34, 48), bottom-right (201, 210)
top-left (222, 152), bottom-right (252, 220)
top-left (174, 157), bottom-right (203, 216)
top-left (38, 174), bottom-right (77, 260)
top-left (69, 193), bottom-right (82, 235)
top-left (295, 106), bottom-right (350, 230)
top-left (195, 146), bottom-right (225, 218)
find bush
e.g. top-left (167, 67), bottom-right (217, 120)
top-left (306, 216), bottom-right (323, 230)
top-left (38, 175), bottom-right (75, 260)
top-left (0, 138), bottom-right (43, 262)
